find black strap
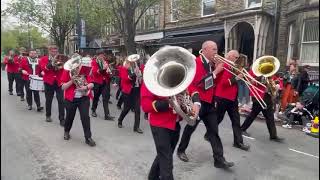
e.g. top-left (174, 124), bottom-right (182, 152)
top-left (201, 55), bottom-right (211, 73)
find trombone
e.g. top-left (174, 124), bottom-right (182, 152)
top-left (199, 49), bottom-right (269, 109)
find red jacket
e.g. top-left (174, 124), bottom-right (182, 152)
top-left (61, 69), bottom-right (93, 101)
top-left (188, 56), bottom-right (219, 103)
top-left (248, 70), bottom-right (267, 99)
top-left (215, 64), bottom-right (238, 101)
top-left (120, 66), bottom-right (134, 94)
top-left (91, 58), bottom-right (111, 84)
top-left (141, 82), bottom-right (178, 130)
top-left (20, 57), bottom-right (41, 81)
top-left (3, 55), bottom-right (19, 73)
top-left (39, 55), bottom-right (64, 86)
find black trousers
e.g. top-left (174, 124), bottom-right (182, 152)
top-left (64, 96), bottom-right (92, 139)
top-left (44, 82), bottom-right (65, 121)
top-left (241, 94), bottom-right (278, 138)
top-left (15, 73), bottom-right (24, 96)
top-left (149, 123), bottom-right (181, 180)
top-left (7, 72), bottom-right (18, 94)
top-left (22, 80), bottom-right (41, 107)
top-left (91, 82), bottom-right (111, 116)
top-left (116, 86), bottom-right (121, 99)
top-left (215, 97), bottom-right (243, 145)
top-left (177, 101), bottom-right (225, 162)
top-left (118, 87), bottom-right (141, 130)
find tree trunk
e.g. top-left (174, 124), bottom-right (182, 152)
top-left (124, 7), bottom-right (137, 55)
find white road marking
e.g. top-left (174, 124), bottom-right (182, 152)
top-left (242, 135), bottom-right (255, 140)
top-left (289, 148), bottom-right (319, 159)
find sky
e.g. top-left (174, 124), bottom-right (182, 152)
top-left (1, 0), bottom-right (20, 29)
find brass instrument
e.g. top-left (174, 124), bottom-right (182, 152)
top-left (127, 54), bottom-right (142, 85)
top-left (208, 52), bottom-right (279, 109)
top-left (8, 56), bottom-right (14, 63)
top-left (64, 54), bottom-right (89, 89)
top-left (143, 46), bottom-right (198, 126)
top-left (51, 54), bottom-right (69, 70)
top-left (97, 54), bottom-right (112, 75)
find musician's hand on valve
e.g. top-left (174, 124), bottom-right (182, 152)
top-left (235, 74), bottom-right (243, 80)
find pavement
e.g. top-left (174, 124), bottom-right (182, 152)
top-left (1, 70), bottom-right (319, 180)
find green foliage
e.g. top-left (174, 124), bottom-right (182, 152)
top-left (6, 0), bottom-right (76, 53)
top-left (1, 25), bottom-right (48, 53)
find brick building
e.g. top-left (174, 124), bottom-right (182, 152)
top-left (103, 0), bottom-right (319, 68)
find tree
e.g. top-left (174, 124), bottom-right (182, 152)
top-left (1, 25), bottom-right (48, 53)
top-left (108, 0), bottom-right (160, 54)
top-left (5, 0), bottom-right (77, 53)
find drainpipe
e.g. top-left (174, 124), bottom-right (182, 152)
top-left (272, 0), bottom-right (279, 56)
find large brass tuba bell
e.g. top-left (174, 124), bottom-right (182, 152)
top-left (143, 46), bottom-right (197, 126)
top-left (252, 55), bottom-right (280, 78)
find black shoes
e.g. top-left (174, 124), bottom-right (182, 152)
top-left (214, 159), bottom-right (234, 169)
top-left (91, 111), bottom-right (97, 117)
top-left (60, 119), bottom-right (65, 127)
top-left (117, 105), bottom-right (121, 110)
top-left (85, 138), bottom-right (96, 147)
top-left (108, 101), bottom-right (112, 104)
top-left (177, 152), bottom-right (189, 162)
top-left (20, 97), bottom-right (25, 101)
top-left (9, 92), bottom-right (13, 95)
top-left (134, 128), bottom-right (143, 134)
top-left (104, 115), bottom-right (115, 121)
top-left (27, 105), bottom-right (32, 110)
top-left (37, 106), bottom-right (44, 112)
top-left (64, 132), bottom-right (70, 140)
top-left (46, 116), bottom-right (52, 122)
top-left (118, 123), bottom-right (123, 128)
top-left (270, 136), bottom-right (285, 143)
top-left (233, 143), bottom-right (250, 151)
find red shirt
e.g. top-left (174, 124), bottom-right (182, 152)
top-left (60, 69), bottom-right (93, 101)
top-left (20, 57), bottom-right (41, 81)
top-left (141, 82), bottom-right (178, 130)
top-left (91, 58), bottom-right (111, 84)
top-left (215, 64), bottom-right (238, 101)
top-left (3, 55), bottom-right (19, 73)
top-left (188, 56), bottom-right (219, 103)
top-left (39, 55), bottom-right (64, 86)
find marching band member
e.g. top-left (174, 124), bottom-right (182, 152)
top-left (117, 54), bottom-right (143, 134)
top-left (20, 49), bottom-right (43, 111)
top-left (3, 49), bottom-right (19, 95)
top-left (39, 45), bottom-right (66, 126)
top-left (141, 82), bottom-right (181, 180)
top-left (61, 56), bottom-right (96, 147)
top-left (177, 41), bottom-right (234, 168)
top-left (215, 50), bottom-right (250, 151)
top-left (240, 68), bottom-right (284, 142)
top-left (15, 47), bottom-right (28, 101)
top-left (90, 51), bottom-right (115, 120)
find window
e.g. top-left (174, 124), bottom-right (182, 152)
top-left (202, 0), bottom-right (216, 16)
top-left (246, 0), bottom-right (262, 9)
top-left (287, 24), bottom-right (294, 65)
top-left (136, 4), bottom-right (160, 31)
top-left (300, 19), bottom-right (319, 65)
top-left (171, 0), bottom-right (179, 22)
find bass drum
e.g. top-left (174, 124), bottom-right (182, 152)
top-left (29, 75), bottom-right (44, 91)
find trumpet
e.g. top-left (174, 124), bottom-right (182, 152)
top-left (51, 54), bottom-right (69, 70)
top-left (97, 55), bottom-right (112, 75)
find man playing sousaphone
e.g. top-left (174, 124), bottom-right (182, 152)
top-left (61, 55), bottom-right (96, 147)
top-left (117, 54), bottom-right (143, 134)
top-left (20, 49), bottom-right (43, 111)
top-left (39, 45), bottom-right (67, 126)
top-left (90, 50), bottom-right (115, 120)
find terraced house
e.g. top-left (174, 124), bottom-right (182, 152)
top-left (93, 0), bottom-right (319, 68)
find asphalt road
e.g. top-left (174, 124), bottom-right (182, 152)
top-left (1, 71), bottom-right (319, 180)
